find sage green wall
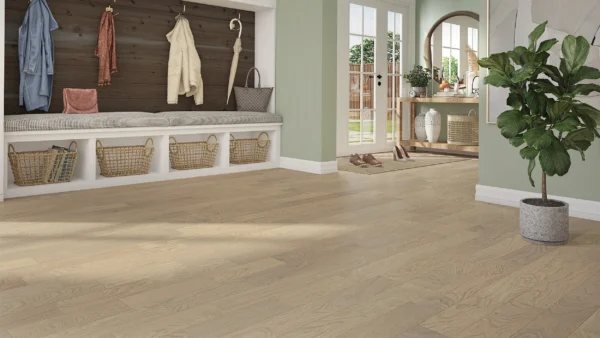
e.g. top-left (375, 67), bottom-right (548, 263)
top-left (415, 0), bottom-right (483, 142)
top-left (418, 0), bottom-right (600, 201)
top-left (276, 0), bottom-right (337, 163)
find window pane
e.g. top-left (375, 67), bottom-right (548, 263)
top-left (349, 74), bottom-right (360, 109)
top-left (362, 111), bottom-right (375, 144)
top-left (451, 49), bottom-right (460, 83)
top-left (362, 74), bottom-right (375, 109)
top-left (349, 111), bottom-right (360, 145)
top-left (387, 109), bottom-right (395, 142)
top-left (363, 38), bottom-right (375, 72)
top-left (387, 76), bottom-right (400, 109)
top-left (350, 4), bottom-right (362, 35)
top-left (349, 35), bottom-right (362, 71)
top-left (468, 28), bottom-right (473, 49)
top-left (387, 39), bottom-right (400, 73)
top-left (442, 23), bottom-right (450, 47)
top-left (473, 28), bottom-right (479, 51)
top-left (388, 12), bottom-right (394, 36)
top-left (363, 6), bottom-right (376, 37)
top-left (451, 24), bottom-right (460, 49)
top-left (395, 13), bottom-right (402, 40)
top-left (442, 47), bottom-right (450, 81)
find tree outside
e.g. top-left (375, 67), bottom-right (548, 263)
top-left (349, 32), bottom-right (401, 65)
top-left (442, 55), bottom-right (459, 84)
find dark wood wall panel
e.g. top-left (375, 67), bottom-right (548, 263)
top-left (4, 0), bottom-right (255, 115)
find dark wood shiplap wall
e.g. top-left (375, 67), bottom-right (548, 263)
top-left (4, 0), bottom-right (255, 115)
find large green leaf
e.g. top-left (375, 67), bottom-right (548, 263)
top-left (574, 83), bottom-right (600, 96)
top-left (508, 46), bottom-right (532, 66)
top-left (547, 100), bottom-right (570, 122)
top-left (497, 110), bottom-right (528, 139)
top-left (524, 129), bottom-right (554, 149)
top-left (554, 117), bottom-right (581, 132)
top-left (507, 93), bottom-right (522, 110)
top-left (512, 63), bottom-right (541, 83)
top-left (478, 53), bottom-right (513, 74)
top-left (524, 91), bottom-right (547, 115)
top-left (563, 129), bottom-right (594, 161)
top-left (572, 103), bottom-right (600, 126)
top-left (509, 135), bottom-right (525, 147)
top-left (528, 21), bottom-right (548, 52)
top-left (571, 66), bottom-right (600, 84)
top-left (564, 128), bottom-right (595, 143)
top-left (539, 138), bottom-right (572, 176)
top-left (537, 38), bottom-right (559, 53)
top-left (528, 159), bottom-right (536, 187)
top-left (534, 79), bottom-right (562, 97)
top-left (520, 146), bottom-right (540, 160)
top-left (541, 65), bottom-right (563, 85)
top-left (562, 35), bottom-right (590, 74)
top-left (485, 69), bottom-right (513, 87)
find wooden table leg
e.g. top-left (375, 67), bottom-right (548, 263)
top-left (397, 99), bottom-right (403, 147)
top-left (410, 102), bottom-right (416, 150)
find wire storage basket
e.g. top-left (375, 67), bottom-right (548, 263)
top-left (96, 138), bottom-right (154, 177)
top-left (169, 134), bottom-right (219, 170)
top-left (230, 132), bottom-right (270, 164)
top-left (8, 141), bottom-right (78, 186)
top-left (448, 109), bottom-right (479, 146)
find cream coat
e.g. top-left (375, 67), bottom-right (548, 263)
top-left (166, 17), bottom-right (203, 105)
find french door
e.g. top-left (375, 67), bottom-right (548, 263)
top-left (337, 0), bottom-right (410, 157)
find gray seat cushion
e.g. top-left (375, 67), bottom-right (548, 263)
top-left (158, 111), bottom-right (283, 127)
top-left (5, 112), bottom-right (170, 132)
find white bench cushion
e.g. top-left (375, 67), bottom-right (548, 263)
top-left (5, 112), bottom-right (170, 132)
top-left (158, 111), bottom-right (283, 127)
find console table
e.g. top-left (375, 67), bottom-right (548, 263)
top-left (397, 97), bottom-right (480, 155)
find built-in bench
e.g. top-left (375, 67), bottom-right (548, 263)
top-left (4, 111), bottom-right (283, 199)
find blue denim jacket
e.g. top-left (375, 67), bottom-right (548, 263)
top-left (19, 0), bottom-right (58, 112)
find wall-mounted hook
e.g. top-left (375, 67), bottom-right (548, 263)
top-left (229, 16), bottom-right (243, 38)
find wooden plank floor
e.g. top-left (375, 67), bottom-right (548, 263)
top-left (0, 160), bottom-right (599, 337)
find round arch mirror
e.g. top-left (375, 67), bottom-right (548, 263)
top-left (424, 11), bottom-right (480, 84)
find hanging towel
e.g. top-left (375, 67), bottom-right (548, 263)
top-left (166, 17), bottom-right (203, 105)
top-left (18, 0), bottom-right (59, 112)
top-left (96, 11), bottom-right (118, 86)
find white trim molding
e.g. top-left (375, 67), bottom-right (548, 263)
top-left (280, 157), bottom-right (338, 175)
top-left (476, 185), bottom-right (600, 222)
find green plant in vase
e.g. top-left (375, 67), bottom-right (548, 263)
top-left (479, 21), bottom-right (600, 245)
top-left (404, 65), bottom-right (432, 97)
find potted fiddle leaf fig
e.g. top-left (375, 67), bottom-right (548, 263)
top-left (479, 21), bottom-right (600, 245)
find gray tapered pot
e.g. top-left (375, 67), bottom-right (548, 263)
top-left (520, 198), bottom-right (569, 246)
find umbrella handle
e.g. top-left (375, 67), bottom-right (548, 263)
top-left (230, 17), bottom-right (243, 38)
top-left (245, 67), bottom-right (261, 88)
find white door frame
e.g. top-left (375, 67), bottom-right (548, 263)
top-left (336, 0), bottom-right (416, 157)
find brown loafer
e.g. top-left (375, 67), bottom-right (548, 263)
top-left (362, 154), bottom-right (383, 167)
top-left (350, 154), bottom-right (368, 168)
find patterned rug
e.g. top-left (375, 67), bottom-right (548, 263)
top-left (337, 152), bottom-right (473, 175)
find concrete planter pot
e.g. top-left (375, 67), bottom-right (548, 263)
top-left (520, 198), bottom-right (569, 246)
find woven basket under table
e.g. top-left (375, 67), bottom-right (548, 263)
top-left (169, 135), bottom-right (219, 170)
top-left (230, 132), bottom-right (270, 164)
top-left (96, 138), bottom-right (154, 177)
top-left (8, 141), bottom-right (78, 186)
top-left (448, 110), bottom-right (479, 146)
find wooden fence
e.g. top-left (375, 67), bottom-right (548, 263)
top-left (349, 63), bottom-right (402, 111)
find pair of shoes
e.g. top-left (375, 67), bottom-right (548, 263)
top-left (349, 154), bottom-right (383, 167)
top-left (393, 146), bottom-right (411, 162)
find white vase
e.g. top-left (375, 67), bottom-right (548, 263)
top-left (415, 111), bottom-right (427, 141)
top-left (425, 108), bottom-right (441, 143)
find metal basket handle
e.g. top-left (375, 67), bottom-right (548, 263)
top-left (96, 140), bottom-right (105, 161)
top-left (257, 132), bottom-right (270, 149)
top-left (68, 141), bottom-right (78, 152)
top-left (144, 138), bottom-right (154, 157)
top-left (207, 134), bottom-right (219, 153)
top-left (8, 144), bottom-right (15, 154)
top-left (468, 109), bottom-right (476, 116)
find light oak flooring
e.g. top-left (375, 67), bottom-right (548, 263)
top-left (0, 160), bottom-right (599, 337)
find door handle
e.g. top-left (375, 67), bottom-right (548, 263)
top-left (377, 75), bottom-right (382, 79)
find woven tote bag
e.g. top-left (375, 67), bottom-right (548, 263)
top-left (234, 67), bottom-right (273, 112)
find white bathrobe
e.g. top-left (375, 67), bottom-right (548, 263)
top-left (166, 17), bottom-right (203, 105)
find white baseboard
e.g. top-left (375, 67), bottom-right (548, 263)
top-left (476, 185), bottom-right (600, 222)
top-left (280, 157), bottom-right (338, 175)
